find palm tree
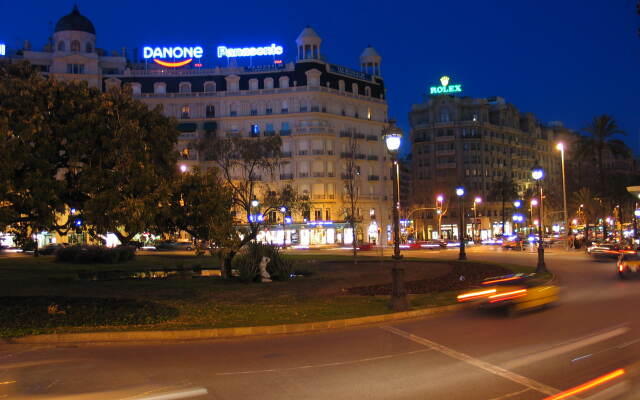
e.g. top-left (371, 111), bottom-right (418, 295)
top-left (488, 176), bottom-right (519, 235)
top-left (582, 115), bottom-right (625, 195)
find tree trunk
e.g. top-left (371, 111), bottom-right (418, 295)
top-left (351, 221), bottom-right (358, 265)
top-left (223, 250), bottom-right (235, 280)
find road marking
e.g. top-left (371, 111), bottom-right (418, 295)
top-left (380, 326), bottom-right (559, 396)
top-left (214, 348), bottom-right (432, 376)
top-left (132, 388), bottom-right (208, 400)
top-left (487, 388), bottom-right (531, 400)
top-left (504, 326), bottom-right (629, 369)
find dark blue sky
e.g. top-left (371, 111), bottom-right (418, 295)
top-left (2, 1), bottom-right (638, 153)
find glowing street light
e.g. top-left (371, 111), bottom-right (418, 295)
top-left (179, 164), bottom-right (188, 173)
top-left (251, 199), bottom-right (259, 208)
top-left (531, 165), bottom-right (546, 273)
top-left (437, 194), bottom-right (444, 203)
top-left (514, 200), bottom-right (522, 208)
top-left (472, 197), bottom-right (482, 242)
top-left (456, 186), bottom-right (466, 260)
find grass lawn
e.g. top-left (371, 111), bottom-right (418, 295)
top-left (0, 252), bottom-right (535, 338)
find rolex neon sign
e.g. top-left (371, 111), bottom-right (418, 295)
top-left (430, 76), bottom-right (462, 95)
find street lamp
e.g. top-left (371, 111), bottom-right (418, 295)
top-left (634, 208), bottom-right (640, 241)
top-left (436, 195), bottom-right (444, 239)
top-left (556, 143), bottom-right (569, 250)
top-left (456, 186), bottom-right (467, 260)
top-left (532, 166), bottom-right (547, 273)
top-left (179, 164), bottom-right (188, 173)
top-left (383, 120), bottom-right (408, 311)
top-left (473, 197), bottom-right (482, 242)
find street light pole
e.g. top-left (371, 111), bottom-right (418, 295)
top-left (456, 187), bottom-right (467, 260)
top-left (383, 120), bottom-right (408, 311)
top-left (436, 195), bottom-right (444, 240)
top-left (532, 166), bottom-right (547, 273)
top-left (473, 197), bottom-right (481, 242)
top-left (556, 143), bottom-right (569, 250)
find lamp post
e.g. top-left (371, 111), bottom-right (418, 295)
top-left (532, 166), bottom-right (547, 273)
top-left (456, 187), bottom-right (467, 260)
top-left (556, 143), bottom-right (569, 250)
top-left (634, 207), bottom-right (640, 242)
top-left (530, 199), bottom-right (538, 236)
top-left (473, 197), bottom-right (482, 242)
top-left (383, 120), bottom-right (408, 311)
top-left (513, 200), bottom-right (522, 233)
top-left (436, 195), bottom-right (444, 239)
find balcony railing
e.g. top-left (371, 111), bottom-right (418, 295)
top-left (327, 150), bottom-right (335, 155)
top-left (367, 155), bottom-right (379, 161)
top-left (368, 175), bottom-right (380, 181)
top-left (341, 173), bottom-right (353, 180)
top-left (356, 153), bottom-right (367, 160)
top-left (279, 173), bottom-right (294, 180)
top-left (264, 131), bottom-right (276, 137)
top-left (280, 130), bottom-right (292, 136)
top-left (312, 172), bottom-right (325, 177)
top-left (366, 135), bottom-right (378, 141)
top-left (281, 151), bottom-right (292, 158)
top-left (299, 172), bottom-right (309, 178)
top-left (312, 149), bottom-right (325, 155)
top-left (354, 133), bottom-right (365, 139)
top-left (339, 131), bottom-right (353, 138)
top-left (298, 150), bottom-right (308, 156)
top-left (327, 172), bottom-right (335, 177)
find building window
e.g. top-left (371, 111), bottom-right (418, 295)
top-left (154, 82), bottom-right (166, 94)
top-left (85, 42), bottom-right (93, 53)
top-left (249, 78), bottom-right (259, 90)
top-left (279, 76), bottom-right (290, 88)
top-left (351, 83), bottom-right (359, 94)
top-left (265, 123), bottom-right (274, 134)
top-left (338, 80), bottom-right (345, 91)
top-left (281, 122), bottom-right (290, 133)
top-left (365, 86), bottom-right (371, 97)
top-left (57, 41), bottom-right (65, 51)
top-left (314, 209), bottom-right (322, 221)
top-left (439, 108), bottom-right (450, 123)
top-left (250, 109), bottom-right (258, 116)
top-left (266, 107), bottom-right (273, 115)
top-left (66, 64), bottom-right (84, 74)
top-left (251, 124), bottom-right (260, 137)
top-left (181, 105), bottom-right (190, 119)
top-left (326, 209), bottom-right (331, 221)
top-left (71, 40), bottom-right (80, 52)
top-left (205, 105), bottom-right (215, 118)
top-left (264, 77), bottom-right (274, 89)
top-left (204, 81), bottom-right (216, 92)
top-left (130, 83), bottom-right (141, 95)
top-left (179, 82), bottom-right (191, 93)
top-left (300, 104), bottom-right (308, 112)
top-left (281, 101), bottom-right (288, 114)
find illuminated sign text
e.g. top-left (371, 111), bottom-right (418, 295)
top-left (217, 44), bottom-right (283, 58)
top-left (142, 46), bottom-right (203, 68)
top-left (430, 75), bottom-right (463, 95)
top-left (0, 44), bottom-right (5, 56)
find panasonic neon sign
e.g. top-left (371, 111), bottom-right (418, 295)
top-left (142, 46), bottom-right (203, 68)
top-left (430, 76), bottom-right (462, 95)
top-left (217, 44), bottom-right (283, 58)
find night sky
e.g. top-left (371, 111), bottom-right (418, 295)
top-left (2, 1), bottom-right (638, 155)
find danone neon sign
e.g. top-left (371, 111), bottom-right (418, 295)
top-left (142, 46), bottom-right (203, 68)
top-left (217, 44), bottom-right (283, 58)
top-left (430, 76), bottom-right (462, 95)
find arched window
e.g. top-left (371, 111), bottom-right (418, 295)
top-left (71, 40), bottom-right (80, 52)
top-left (154, 82), bottom-right (166, 94)
top-left (279, 76), bottom-right (290, 89)
top-left (130, 83), bottom-right (141, 95)
top-left (264, 77), bottom-right (274, 89)
top-left (351, 83), bottom-right (359, 94)
top-left (338, 80), bottom-right (345, 92)
top-left (248, 78), bottom-right (259, 90)
top-left (364, 86), bottom-right (371, 97)
top-left (85, 42), bottom-right (93, 53)
top-left (203, 81), bottom-right (216, 92)
top-left (179, 82), bottom-right (191, 93)
top-left (57, 41), bottom-right (65, 52)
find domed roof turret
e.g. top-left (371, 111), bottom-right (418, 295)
top-left (296, 26), bottom-right (322, 45)
top-left (54, 5), bottom-right (96, 34)
top-left (360, 45), bottom-right (381, 61)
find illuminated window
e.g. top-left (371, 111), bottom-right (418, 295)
top-left (314, 209), bottom-right (322, 220)
top-left (57, 41), bottom-right (65, 51)
top-left (154, 82), bottom-right (166, 94)
top-left (181, 148), bottom-right (190, 160)
top-left (71, 40), bottom-right (80, 52)
top-left (85, 42), bottom-right (93, 53)
top-left (181, 105), bottom-right (190, 119)
top-left (251, 124), bottom-right (260, 137)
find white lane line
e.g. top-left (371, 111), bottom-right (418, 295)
top-left (214, 348), bottom-right (432, 376)
top-left (504, 326), bottom-right (629, 369)
top-left (380, 326), bottom-right (559, 397)
top-left (487, 388), bottom-right (531, 400)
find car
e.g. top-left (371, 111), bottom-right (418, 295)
top-left (501, 235), bottom-right (525, 250)
top-left (617, 252), bottom-right (640, 279)
top-left (456, 273), bottom-right (559, 316)
top-left (39, 243), bottom-right (67, 255)
top-left (587, 242), bottom-right (625, 260)
top-left (155, 241), bottom-right (194, 251)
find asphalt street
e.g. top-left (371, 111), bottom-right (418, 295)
top-left (2, 246), bottom-right (639, 399)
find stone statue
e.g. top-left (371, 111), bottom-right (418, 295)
top-left (259, 256), bottom-right (272, 282)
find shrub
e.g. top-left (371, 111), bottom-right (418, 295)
top-left (54, 245), bottom-right (136, 264)
top-left (232, 243), bottom-right (296, 282)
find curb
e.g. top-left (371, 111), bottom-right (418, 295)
top-left (9, 303), bottom-right (465, 345)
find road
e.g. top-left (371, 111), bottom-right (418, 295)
top-left (2, 246), bottom-right (639, 399)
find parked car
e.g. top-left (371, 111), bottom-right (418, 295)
top-left (155, 241), bottom-right (194, 251)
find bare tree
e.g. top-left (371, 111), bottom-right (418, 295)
top-left (200, 135), bottom-right (306, 278)
top-left (342, 134), bottom-right (361, 263)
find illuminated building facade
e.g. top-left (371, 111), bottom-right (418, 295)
top-left (8, 6), bottom-right (392, 247)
